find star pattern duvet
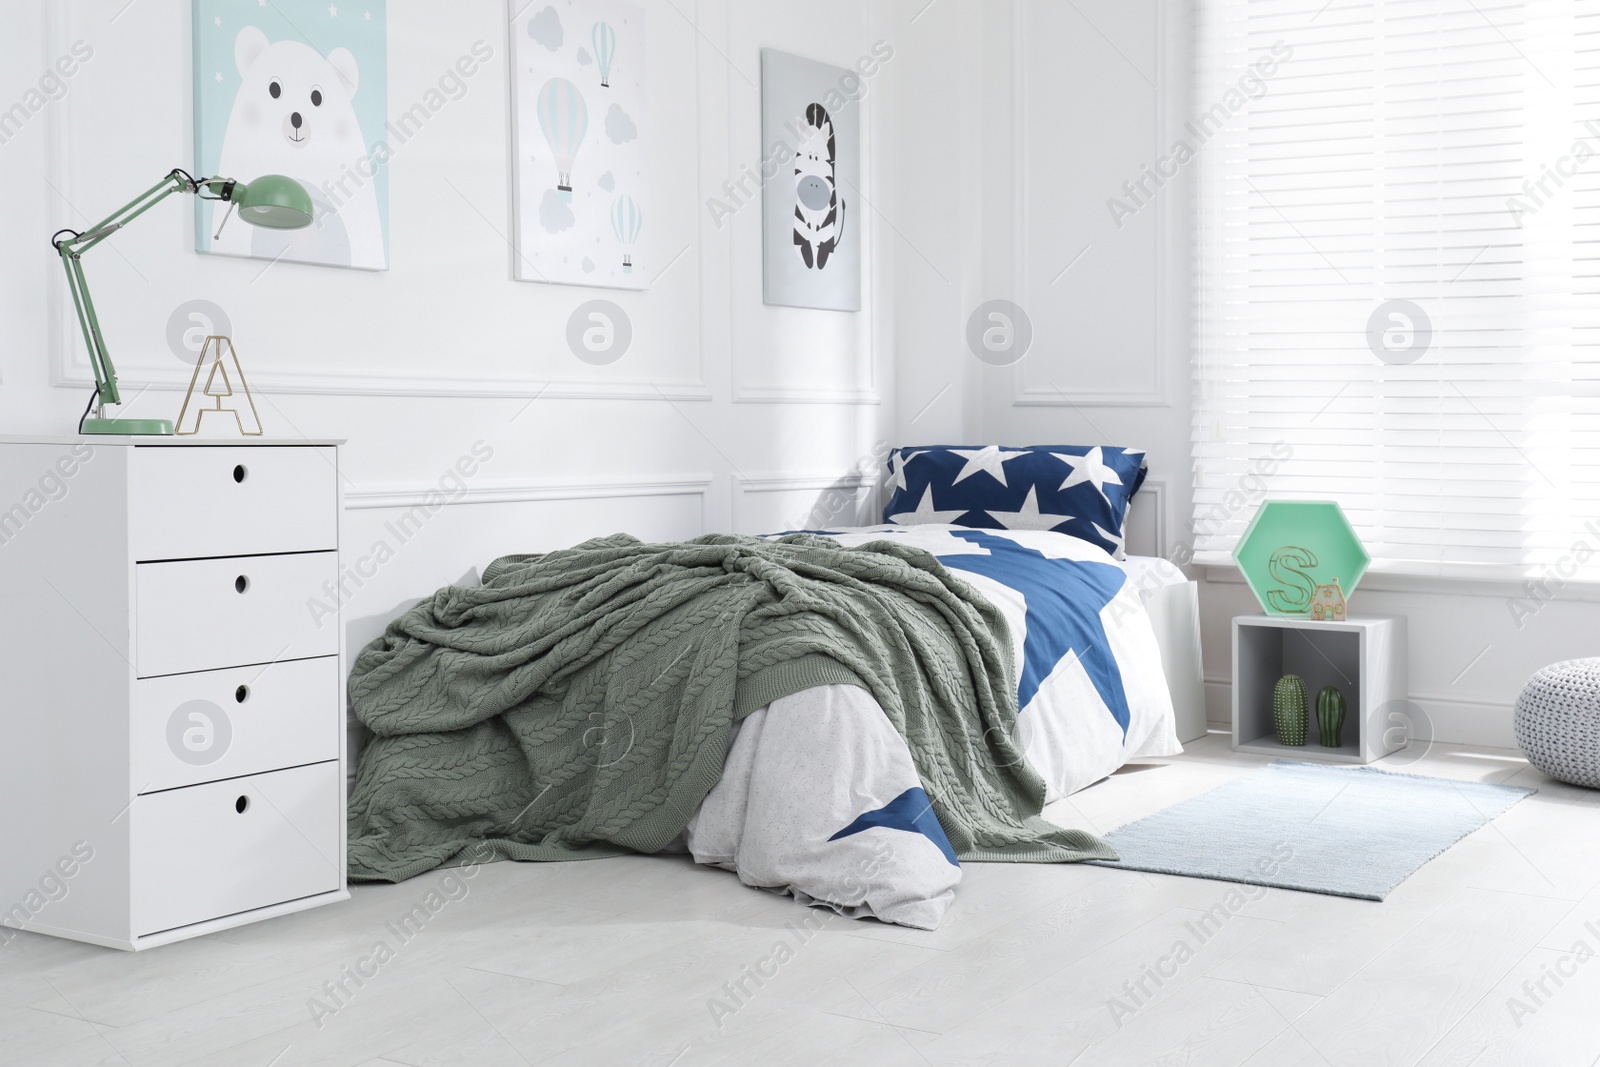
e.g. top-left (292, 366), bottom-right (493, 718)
top-left (684, 525), bottom-right (1182, 929)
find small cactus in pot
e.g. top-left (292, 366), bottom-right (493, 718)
top-left (1273, 674), bottom-right (1309, 746)
top-left (1317, 685), bottom-right (1347, 748)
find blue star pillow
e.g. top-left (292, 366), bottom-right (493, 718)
top-left (881, 445), bottom-right (1148, 557)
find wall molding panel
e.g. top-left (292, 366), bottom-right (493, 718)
top-left (1126, 477), bottom-right (1166, 559)
top-left (49, 362), bottom-right (716, 402)
top-left (346, 475), bottom-right (714, 526)
top-left (1005, 0), bottom-right (1169, 411)
top-left (732, 386), bottom-right (882, 406)
top-left (730, 471), bottom-right (876, 532)
top-left (41, 3), bottom-right (714, 404)
top-left (722, 2), bottom-right (881, 408)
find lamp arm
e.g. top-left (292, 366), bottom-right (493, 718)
top-left (60, 250), bottom-right (117, 405)
top-left (51, 169), bottom-right (198, 409)
top-left (64, 170), bottom-right (194, 256)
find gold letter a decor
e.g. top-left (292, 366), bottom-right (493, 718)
top-left (175, 335), bottom-right (263, 436)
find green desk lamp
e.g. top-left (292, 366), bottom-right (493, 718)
top-left (51, 168), bottom-right (313, 435)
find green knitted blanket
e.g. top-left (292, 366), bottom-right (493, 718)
top-left (346, 533), bottom-right (1114, 881)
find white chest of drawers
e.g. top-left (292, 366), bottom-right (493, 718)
top-left (0, 436), bottom-right (349, 950)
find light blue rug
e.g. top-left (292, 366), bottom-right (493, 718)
top-left (1091, 760), bottom-right (1535, 900)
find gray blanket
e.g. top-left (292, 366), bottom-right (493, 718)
top-left (346, 533), bottom-right (1114, 881)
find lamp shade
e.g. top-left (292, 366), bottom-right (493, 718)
top-left (233, 175), bottom-right (313, 229)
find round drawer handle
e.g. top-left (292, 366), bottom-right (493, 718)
top-left (233, 464), bottom-right (248, 484)
top-left (235, 575), bottom-right (250, 595)
top-left (235, 795), bottom-right (250, 814)
top-left (235, 685), bottom-right (250, 704)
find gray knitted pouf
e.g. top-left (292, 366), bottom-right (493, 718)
top-left (1514, 658), bottom-right (1600, 789)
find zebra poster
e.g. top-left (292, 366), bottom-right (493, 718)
top-left (509, 0), bottom-right (647, 289)
top-left (761, 49), bottom-right (862, 312)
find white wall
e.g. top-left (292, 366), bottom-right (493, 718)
top-left (0, 0), bottom-right (924, 664)
top-left (899, 1), bottom-right (1192, 573)
top-left (9, 0), bottom-right (1583, 754)
top-left (957, 0), bottom-right (1600, 750)
top-left (969, 0), bottom-right (1191, 555)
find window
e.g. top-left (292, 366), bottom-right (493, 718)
top-left (1192, 0), bottom-right (1600, 578)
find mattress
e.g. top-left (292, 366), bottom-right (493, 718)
top-left (1120, 553), bottom-right (1190, 593)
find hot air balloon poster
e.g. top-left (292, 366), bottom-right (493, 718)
top-left (761, 49), bottom-right (862, 312)
top-left (509, 0), bottom-right (648, 289)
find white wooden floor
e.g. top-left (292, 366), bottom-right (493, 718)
top-left (7, 732), bottom-right (1600, 1067)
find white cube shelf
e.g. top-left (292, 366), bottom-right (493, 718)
top-left (1232, 614), bottom-right (1408, 765)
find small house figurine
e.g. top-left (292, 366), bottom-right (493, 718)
top-left (1310, 578), bottom-right (1347, 622)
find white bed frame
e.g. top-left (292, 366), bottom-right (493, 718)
top-left (1140, 581), bottom-right (1208, 745)
top-left (1122, 483), bottom-right (1208, 745)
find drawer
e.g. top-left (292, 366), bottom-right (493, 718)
top-left (133, 657), bottom-right (341, 792)
top-left (130, 446), bottom-right (337, 562)
top-left (136, 552), bottom-right (339, 677)
top-left (130, 761), bottom-right (342, 936)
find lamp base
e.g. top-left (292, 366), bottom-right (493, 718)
top-left (81, 417), bottom-right (175, 436)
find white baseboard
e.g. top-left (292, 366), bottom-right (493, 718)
top-left (1204, 679), bottom-right (1520, 751)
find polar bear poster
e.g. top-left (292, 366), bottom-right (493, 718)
top-left (192, 0), bottom-right (388, 271)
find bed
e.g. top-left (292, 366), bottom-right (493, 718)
top-left (344, 447), bottom-right (1207, 930)
top-left (676, 524), bottom-right (1198, 928)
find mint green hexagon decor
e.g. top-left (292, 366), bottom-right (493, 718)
top-left (1233, 500), bottom-right (1371, 617)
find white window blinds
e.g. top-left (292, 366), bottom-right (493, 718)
top-left (1192, 0), bottom-right (1600, 578)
